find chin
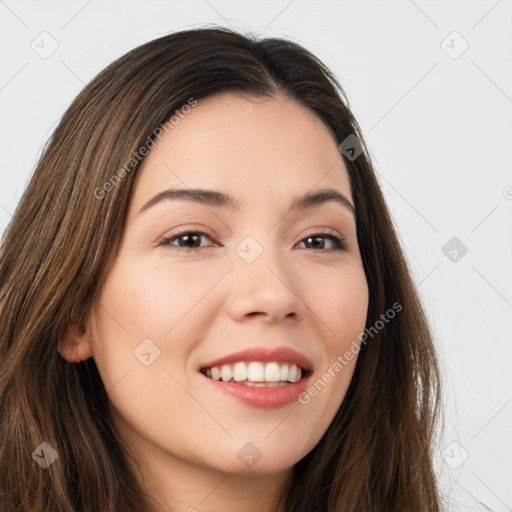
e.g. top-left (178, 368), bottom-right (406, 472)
top-left (202, 438), bottom-right (309, 476)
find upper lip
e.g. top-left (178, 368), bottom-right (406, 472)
top-left (200, 346), bottom-right (313, 372)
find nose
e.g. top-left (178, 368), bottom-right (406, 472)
top-left (225, 243), bottom-right (306, 324)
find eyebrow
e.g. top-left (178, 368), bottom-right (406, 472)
top-left (140, 187), bottom-right (355, 217)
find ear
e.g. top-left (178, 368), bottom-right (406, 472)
top-left (57, 312), bottom-right (94, 363)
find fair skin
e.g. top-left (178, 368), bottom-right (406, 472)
top-left (59, 92), bottom-right (369, 512)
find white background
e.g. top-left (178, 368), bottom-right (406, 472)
top-left (1, 1), bottom-right (511, 510)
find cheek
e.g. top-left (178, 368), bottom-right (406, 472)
top-left (297, 266), bottom-right (368, 421)
top-left (304, 264), bottom-right (369, 349)
top-left (96, 257), bottom-right (219, 338)
top-left (89, 257), bottom-right (226, 385)
top-left (88, 261), bottom-right (202, 433)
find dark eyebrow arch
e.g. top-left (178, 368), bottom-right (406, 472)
top-left (140, 187), bottom-right (355, 217)
top-left (291, 188), bottom-right (355, 216)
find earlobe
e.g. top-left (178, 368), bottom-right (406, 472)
top-left (58, 336), bottom-right (93, 363)
top-left (58, 319), bottom-right (94, 363)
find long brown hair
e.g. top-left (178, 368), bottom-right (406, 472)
top-left (0, 26), bottom-right (443, 511)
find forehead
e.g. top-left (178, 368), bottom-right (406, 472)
top-left (130, 92), bottom-right (352, 213)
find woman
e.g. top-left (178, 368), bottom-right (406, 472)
top-left (0, 26), bottom-right (443, 511)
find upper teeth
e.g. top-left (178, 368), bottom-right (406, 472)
top-left (203, 361), bottom-right (303, 383)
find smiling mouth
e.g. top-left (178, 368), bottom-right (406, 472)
top-left (200, 361), bottom-right (311, 387)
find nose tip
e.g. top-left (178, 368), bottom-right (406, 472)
top-left (226, 261), bottom-right (304, 324)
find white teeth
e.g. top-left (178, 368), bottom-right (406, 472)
top-left (264, 362), bottom-right (281, 382)
top-left (233, 362), bottom-right (248, 381)
top-left (280, 364), bottom-right (289, 382)
top-left (221, 365), bottom-right (232, 382)
top-left (288, 364), bottom-right (298, 383)
top-left (203, 361), bottom-right (305, 384)
top-left (247, 362), bottom-right (265, 382)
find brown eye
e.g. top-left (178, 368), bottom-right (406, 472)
top-left (158, 230), bottom-right (216, 252)
top-left (157, 229), bottom-right (347, 254)
top-left (297, 231), bottom-right (347, 251)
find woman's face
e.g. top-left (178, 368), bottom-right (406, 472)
top-left (70, 92), bottom-right (368, 477)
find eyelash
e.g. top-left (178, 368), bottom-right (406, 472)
top-left (156, 228), bottom-right (348, 253)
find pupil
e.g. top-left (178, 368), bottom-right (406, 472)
top-left (180, 234), bottom-right (200, 248)
top-left (307, 236), bottom-right (324, 249)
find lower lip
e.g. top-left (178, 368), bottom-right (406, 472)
top-left (201, 373), bottom-right (311, 409)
